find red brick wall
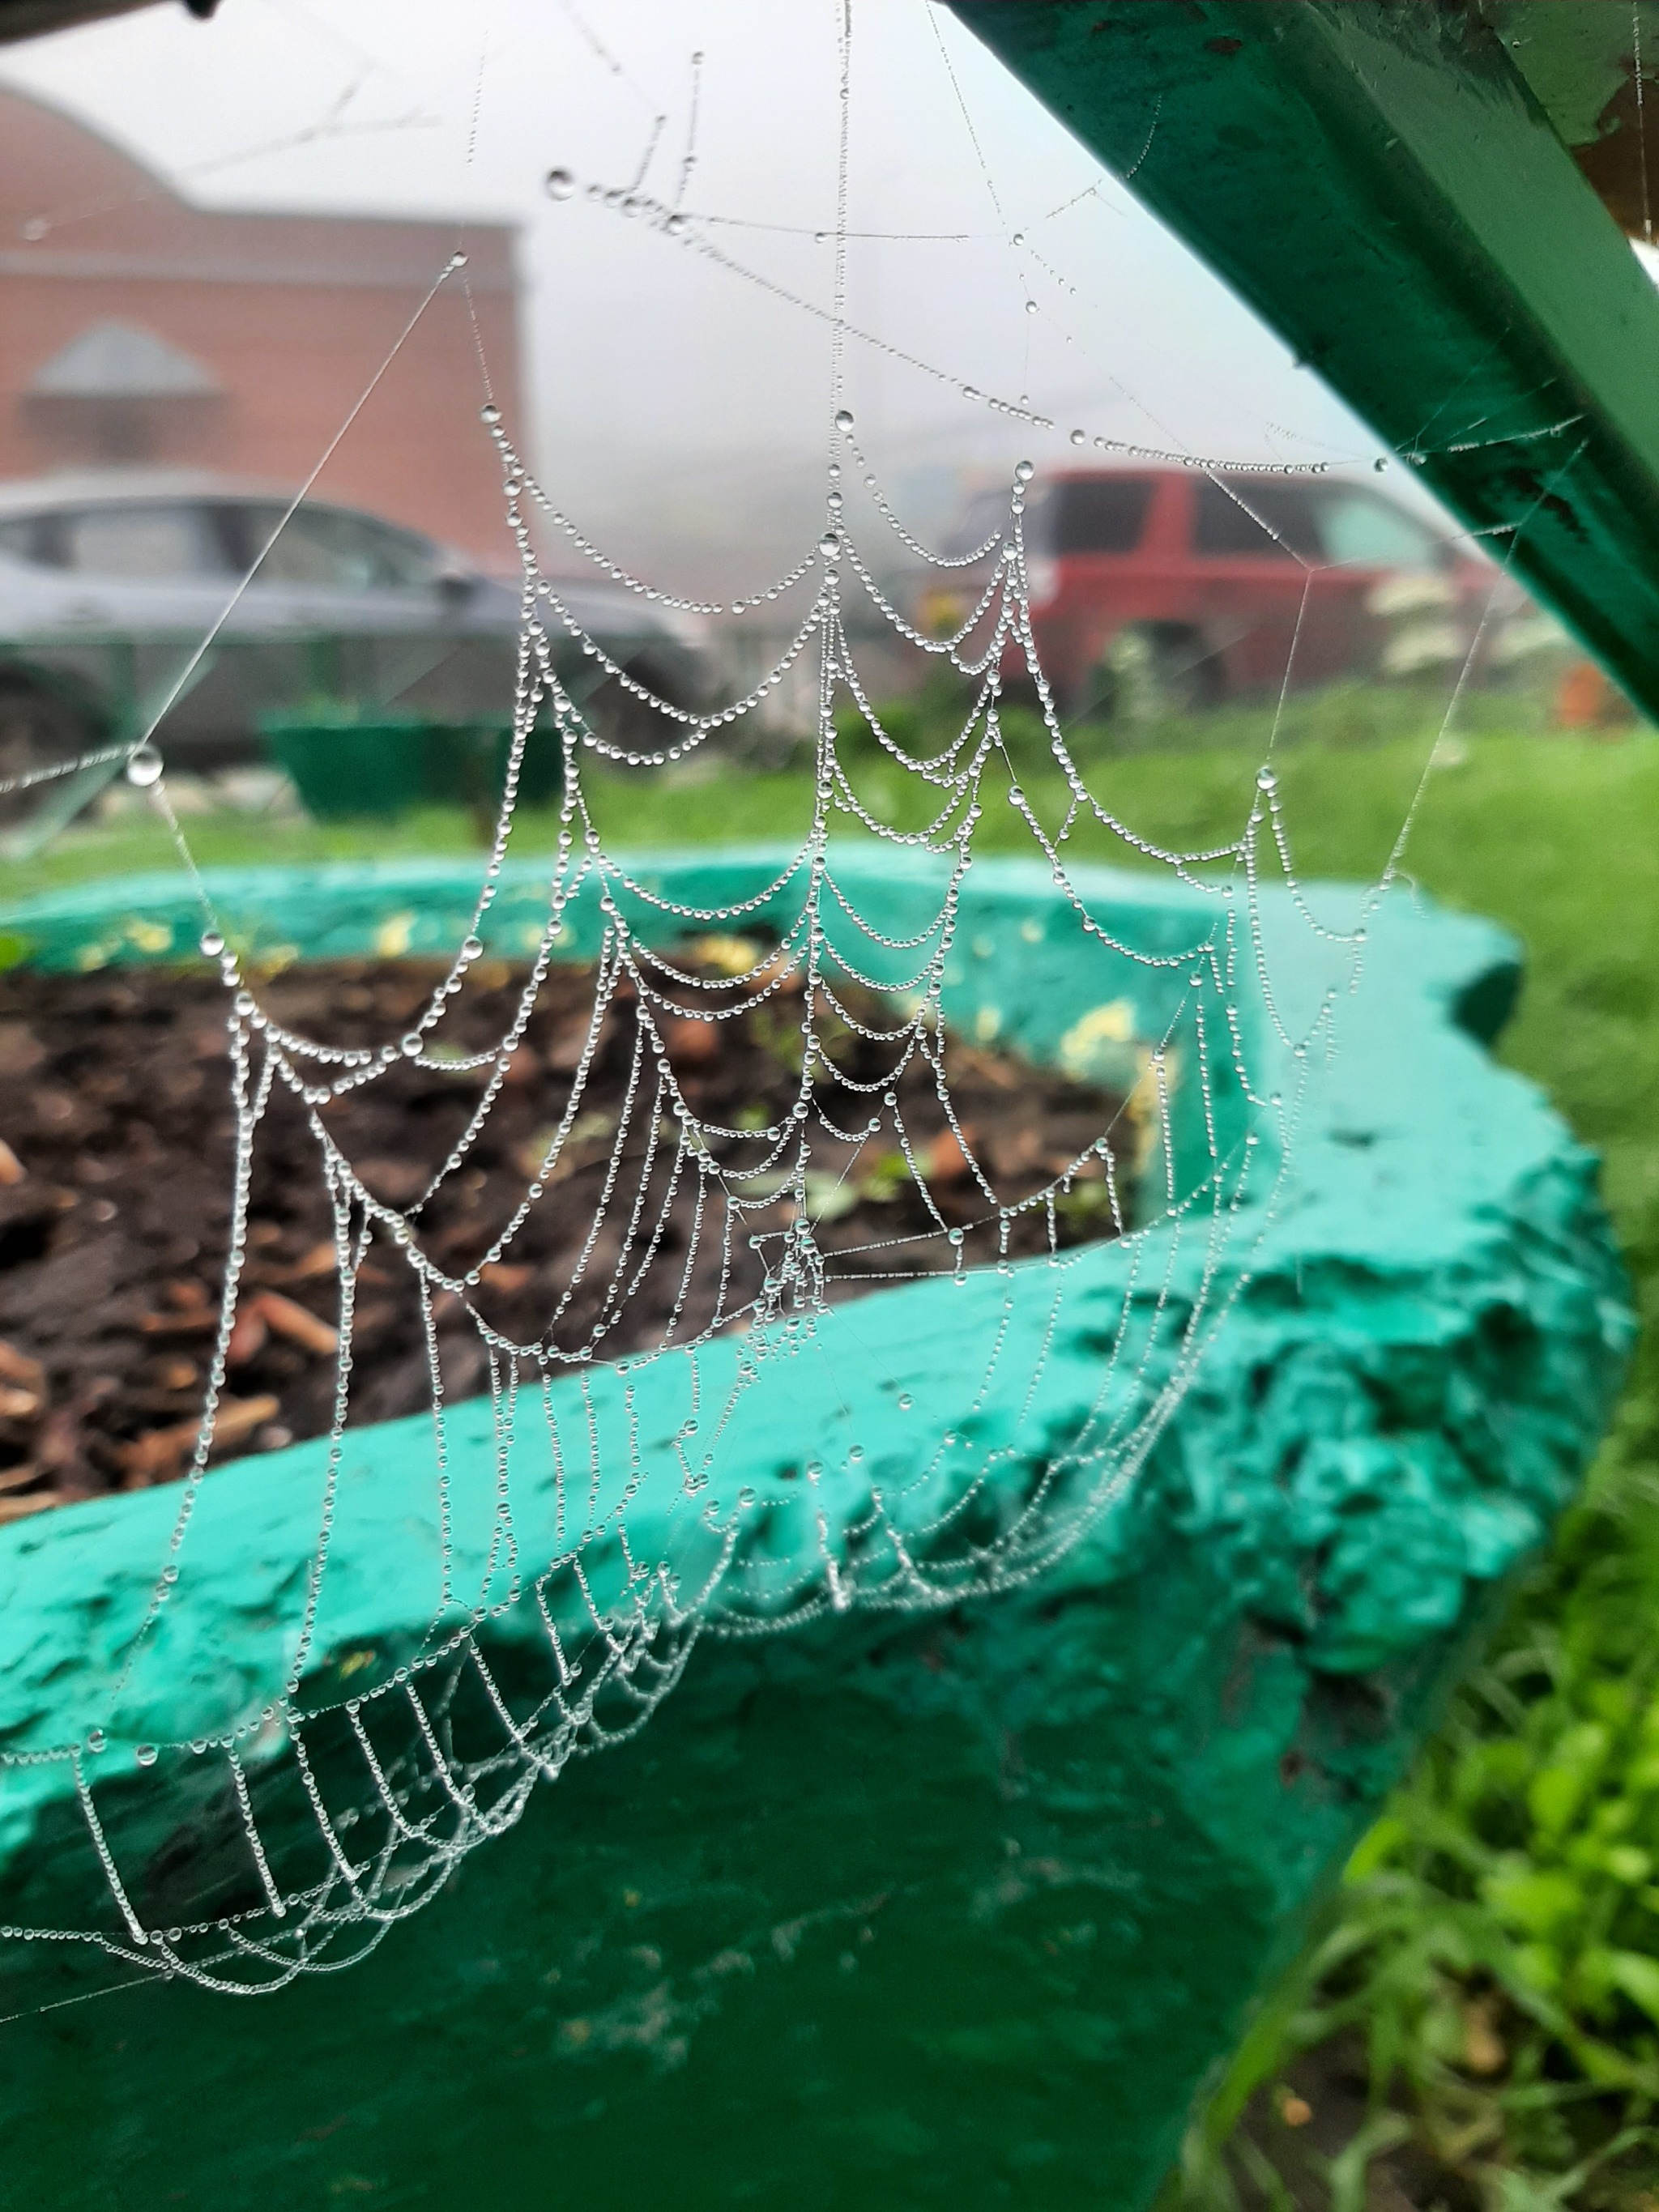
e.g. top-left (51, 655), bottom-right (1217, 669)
top-left (0, 87), bottom-right (523, 565)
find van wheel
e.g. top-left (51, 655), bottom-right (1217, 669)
top-left (1082, 625), bottom-right (1217, 727)
top-left (0, 677), bottom-right (102, 833)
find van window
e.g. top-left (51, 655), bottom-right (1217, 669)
top-left (1047, 476), bottom-right (1153, 556)
top-left (1194, 479), bottom-right (1321, 560)
top-left (1316, 488), bottom-right (1443, 570)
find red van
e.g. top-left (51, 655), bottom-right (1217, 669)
top-left (924, 467), bottom-right (1483, 719)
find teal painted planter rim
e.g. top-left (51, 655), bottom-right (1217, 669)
top-left (0, 849), bottom-right (1623, 1886)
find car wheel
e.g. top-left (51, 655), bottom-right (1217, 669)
top-left (1081, 624), bottom-right (1218, 728)
top-left (0, 677), bottom-right (104, 833)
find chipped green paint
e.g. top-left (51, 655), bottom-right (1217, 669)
top-left (0, 851), bottom-right (1630, 2210)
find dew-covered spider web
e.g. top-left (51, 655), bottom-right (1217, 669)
top-left (0, 0), bottom-right (1558, 2005)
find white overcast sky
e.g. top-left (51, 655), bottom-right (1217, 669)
top-left (0, 0), bottom-right (1388, 581)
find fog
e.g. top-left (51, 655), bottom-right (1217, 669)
top-left (0, 0), bottom-right (1385, 591)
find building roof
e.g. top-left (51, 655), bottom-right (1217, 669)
top-left (0, 85), bottom-right (518, 292)
top-left (28, 318), bottom-right (221, 399)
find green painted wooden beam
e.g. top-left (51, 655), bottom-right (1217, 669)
top-left (949, 0), bottom-right (1659, 720)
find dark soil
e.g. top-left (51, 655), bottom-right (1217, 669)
top-left (0, 950), bottom-right (1125, 1516)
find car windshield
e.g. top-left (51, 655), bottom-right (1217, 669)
top-left (220, 503), bottom-right (442, 591)
top-left (1315, 487), bottom-right (1444, 570)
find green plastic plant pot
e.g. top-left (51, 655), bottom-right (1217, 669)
top-left (0, 850), bottom-right (1631, 2211)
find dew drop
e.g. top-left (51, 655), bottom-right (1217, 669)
top-left (134, 1743), bottom-right (158, 1768)
top-left (897, 1392), bottom-right (913, 1412)
top-left (480, 403), bottom-right (502, 426)
top-left (1024, 299), bottom-right (1038, 315)
top-left (448, 250), bottom-right (468, 270)
top-left (87, 1729), bottom-right (106, 1755)
top-left (1014, 459), bottom-right (1034, 484)
top-left (461, 936), bottom-right (484, 961)
top-left (818, 531), bottom-right (841, 559)
top-left (544, 167), bottom-right (577, 201)
top-left (125, 744), bottom-right (163, 787)
top-left (401, 1033), bottom-right (424, 1057)
top-left (1256, 767), bottom-right (1277, 793)
top-left (198, 929), bottom-right (224, 958)
top-left (1069, 428), bottom-right (1086, 447)
top-left (833, 407), bottom-right (854, 433)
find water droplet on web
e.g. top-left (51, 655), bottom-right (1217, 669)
top-left (1014, 460), bottom-right (1034, 484)
top-left (448, 251), bottom-right (468, 270)
top-left (666, 213), bottom-right (687, 238)
top-left (544, 167), bottom-right (577, 201)
top-left (199, 929), bottom-right (224, 958)
top-left (897, 1393), bottom-right (913, 1412)
top-left (818, 532), bottom-right (840, 559)
top-left (1024, 299), bottom-right (1038, 315)
top-left (480, 403), bottom-right (502, 426)
top-left (134, 1743), bottom-right (158, 1768)
top-left (947, 1228), bottom-right (965, 1247)
top-left (86, 1730), bottom-right (105, 1755)
top-left (461, 936), bottom-right (484, 962)
top-left (834, 407), bottom-right (854, 433)
top-left (401, 1033), bottom-right (424, 1057)
top-left (125, 744), bottom-right (163, 787)
top-left (1256, 768), bottom-right (1277, 793)
top-left (1069, 428), bottom-right (1086, 447)
top-left (21, 216), bottom-right (48, 242)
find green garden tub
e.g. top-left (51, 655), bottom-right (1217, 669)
top-left (0, 850), bottom-right (1630, 2211)
top-left (259, 708), bottom-right (563, 821)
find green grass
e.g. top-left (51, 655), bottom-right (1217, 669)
top-left (8, 697), bottom-right (1659, 2205)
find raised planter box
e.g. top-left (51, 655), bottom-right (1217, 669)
top-left (0, 850), bottom-right (1631, 2210)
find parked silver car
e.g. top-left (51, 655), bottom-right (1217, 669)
top-left (0, 471), bottom-right (711, 815)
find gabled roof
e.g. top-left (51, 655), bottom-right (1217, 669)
top-left (27, 320), bottom-right (221, 399)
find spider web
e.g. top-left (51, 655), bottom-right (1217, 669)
top-left (0, 4), bottom-right (1526, 2004)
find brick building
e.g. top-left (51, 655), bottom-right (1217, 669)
top-left (0, 84), bottom-right (522, 561)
